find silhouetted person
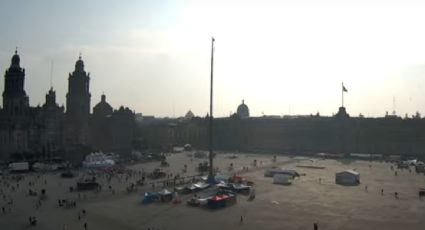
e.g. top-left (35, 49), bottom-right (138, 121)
top-left (84, 222), bottom-right (87, 230)
top-left (381, 189), bottom-right (384, 195)
top-left (29, 216), bottom-right (37, 226)
top-left (314, 222), bottom-right (318, 230)
top-left (395, 192), bottom-right (399, 199)
top-left (240, 215), bottom-right (243, 224)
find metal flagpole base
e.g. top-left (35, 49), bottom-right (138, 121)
top-left (207, 174), bottom-right (216, 185)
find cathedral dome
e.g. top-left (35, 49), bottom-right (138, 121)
top-left (236, 100), bottom-right (250, 118)
top-left (93, 94), bottom-right (113, 116)
top-left (185, 110), bottom-right (195, 119)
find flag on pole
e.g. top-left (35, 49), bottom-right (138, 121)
top-left (342, 84), bottom-right (348, 92)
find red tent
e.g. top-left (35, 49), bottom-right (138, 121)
top-left (231, 175), bottom-right (244, 183)
top-left (211, 194), bottom-right (229, 201)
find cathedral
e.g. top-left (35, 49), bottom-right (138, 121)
top-left (0, 51), bottom-right (135, 161)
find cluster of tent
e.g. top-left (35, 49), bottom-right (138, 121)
top-left (82, 152), bottom-right (117, 168)
top-left (142, 174), bottom-right (253, 209)
top-left (142, 180), bottom-right (212, 205)
top-left (184, 174), bottom-right (252, 209)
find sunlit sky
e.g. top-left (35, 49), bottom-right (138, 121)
top-left (1, 0), bottom-right (425, 118)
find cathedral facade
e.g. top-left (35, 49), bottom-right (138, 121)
top-left (0, 51), bottom-right (135, 160)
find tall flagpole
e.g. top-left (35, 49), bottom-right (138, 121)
top-left (208, 37), bottom-right (215, 182)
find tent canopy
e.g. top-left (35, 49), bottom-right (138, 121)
top-left (158, 189), bottom-right (172, 195)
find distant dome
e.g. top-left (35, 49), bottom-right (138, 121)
top-left (93, 94), bottom-right (113, 116)
top-left (236, 100), bottom-right (249, 118)
top-left (185, 110), bottom-right (195, 119)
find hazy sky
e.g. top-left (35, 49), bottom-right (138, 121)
top-left (1, 0), bottom-right (425, 118)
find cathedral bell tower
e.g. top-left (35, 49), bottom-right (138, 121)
top-left (63, 55), bottom-right (91, 147)
top-left (66, 55), bottom-right (91, 118)
top-left (2, 49), bottom-right (29, 115)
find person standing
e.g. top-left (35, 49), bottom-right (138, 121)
top-left (314, 223), bottom-right (318, 230)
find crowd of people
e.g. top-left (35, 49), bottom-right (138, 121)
top-left (0, 154), bottom-right (206, 229)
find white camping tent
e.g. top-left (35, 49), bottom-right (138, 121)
top-left (335, 169), bottom-right (360, 185)
top-left (273, 174), bottom-right (293, 185)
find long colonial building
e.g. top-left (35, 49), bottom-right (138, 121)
top-left (136, 102), bottom-right (425, 159)
top-left (0, 51), bottom-right (135, 161)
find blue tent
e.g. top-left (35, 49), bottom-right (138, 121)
top-left (142, 192), bottom-right (158, 204)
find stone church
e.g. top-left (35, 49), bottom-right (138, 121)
top-left (0, 51), bottom-right (135, 161)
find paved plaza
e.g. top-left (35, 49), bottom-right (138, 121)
top-left (1, 153), bottom-right (424, 230)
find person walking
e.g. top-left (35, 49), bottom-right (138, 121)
top-left (240, 215), bottom-right (243, 224)
top-left (314, 222), bottom-right (318, 230)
